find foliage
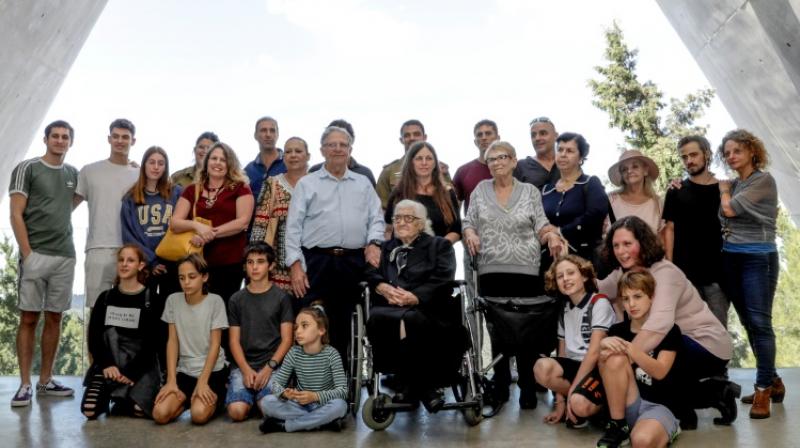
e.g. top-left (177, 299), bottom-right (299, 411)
top-left (773, 209), bottom-right (800, 367)
top-left (588, 22), bottom-right (714, 193)
top-left (0, 238), bottom-right (84, 376)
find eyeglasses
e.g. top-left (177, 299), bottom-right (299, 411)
top-left (392, 214), bottom-right (421, 224)
top-left (529, 116), bottom-right (552, 126)
top-left (322, 142), bottom-right (350, 149)
top-left (486, 154), bottom-right (511, 164)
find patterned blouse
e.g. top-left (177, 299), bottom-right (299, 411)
top-left (251, 173), bottom-right (296, 292)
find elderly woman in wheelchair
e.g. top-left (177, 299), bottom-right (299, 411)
top-left (364, 199), bottom-right (468, 417)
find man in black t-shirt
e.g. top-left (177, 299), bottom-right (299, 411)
top-left (513, 116), bottom-right (561, 188)
top-left (662, 135), bottom-right (730, 327)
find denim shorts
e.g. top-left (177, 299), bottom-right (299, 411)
top-left (224, 367), bottom-right (271, 406)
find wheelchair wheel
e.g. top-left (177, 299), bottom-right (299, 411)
top-left (362, 394), bottom-right (395, 431)
top-left (348, 304), bottom-right (365, 416)
top-left (462, 392), bottom-right (483, 426)
top-left (455, 375), bottom-right (483, 426)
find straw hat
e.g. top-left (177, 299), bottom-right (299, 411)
top-left (607, 149), bottom-right (660, 187)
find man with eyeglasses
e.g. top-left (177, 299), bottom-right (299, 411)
top-left (285, 125), bottom-right (384, 364)
top-left (376, 119), bottom-right (453, 209)
top-left (309, 119), bottom-right (376, 187)
top-left (171, 131), bottom-right (220, 188)
top-left (514, 116), bottom-right (561, 188)
top-left (453, 119), bottom-right (500, 213)
top-left (245, 116), bottom-right (287, 199)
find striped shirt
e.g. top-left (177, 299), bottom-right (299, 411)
top-left (270, 345), bottom-right (347, 404)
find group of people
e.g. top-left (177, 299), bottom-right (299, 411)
top-left (8, 114), bottom-right (783, 446)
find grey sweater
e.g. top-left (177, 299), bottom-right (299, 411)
top-left (720, 170), bottom-right (777, 245)
top-left (463, 179), bottom-right (550, 276)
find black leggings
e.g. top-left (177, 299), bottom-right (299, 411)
top-left (81, 372), bottom-right (144, 419)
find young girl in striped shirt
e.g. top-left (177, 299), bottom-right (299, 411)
top-left (259, 305), bottom-right (348, 433)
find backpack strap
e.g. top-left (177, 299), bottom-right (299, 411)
top-left (585, 293), bottom-right (609, 334)
top-left (607, 194), bottom-right (617, 224)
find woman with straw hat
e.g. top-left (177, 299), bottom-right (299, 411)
top-left (606, 150), bottom-right (663, 237)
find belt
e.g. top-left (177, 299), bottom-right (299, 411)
top-left (305, 246), bottom-right (363, 257)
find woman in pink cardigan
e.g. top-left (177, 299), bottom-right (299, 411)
top-left (597, 216), bottom-right (737, 430)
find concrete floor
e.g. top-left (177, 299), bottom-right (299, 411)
top-left (1, 368), bottom-right (795, 448)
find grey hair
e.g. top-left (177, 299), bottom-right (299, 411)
top-left (485, 140), bottom-right (517, 160)
top-left (320, 126), bottom-right (353, 146)
top-left (394, 199), bottom-right (434, 236)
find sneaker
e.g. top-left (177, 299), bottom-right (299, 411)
top-left (36, 378), bottom-right (74, 397)
top-left (259, 417), bottom-right (286, 434)
top-left (566, 416), bottom-right (589, 429)
top-left (596, 420), bottom-right (631, 448)
top-left (11, 384), bottom-right (33, 407)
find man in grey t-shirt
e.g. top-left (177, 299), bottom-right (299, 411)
top-left (9, 120), bottom-right (79, 406)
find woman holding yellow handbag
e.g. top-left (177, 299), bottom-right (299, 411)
top-left (170, 142), bottom-right (254, 307)
top-left (250, 137), bottom-right (310, 293)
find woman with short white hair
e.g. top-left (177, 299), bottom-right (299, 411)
top-left (365, 199), bottom-right (461, 413)
top-left (462, 140), bottom-right (565, 410)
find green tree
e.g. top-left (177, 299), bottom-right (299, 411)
top-left (588, 21), bottom-right (714, 193)
top-left (0, 238), bottom-right (84, 376)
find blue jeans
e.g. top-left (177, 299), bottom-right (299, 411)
top-left (721, 251), bottom-right (779, 387)
top-left (224, 367), bottom-right (271, 406)
top-left (261, 395), bottom-right (347, 432)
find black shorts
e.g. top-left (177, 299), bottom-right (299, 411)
top-left (176, 367), bottom-right (229, 405)
top-left (553, 357), bottom-right (606, 406)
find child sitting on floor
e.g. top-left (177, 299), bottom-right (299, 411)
top-left (596, 268), bottom-right (683, 448)
top-left (259, 304), bottom-right (348, 433)
top-left (533, 254), bottom-right (616, 428)
top-left (225, 242), bottom-right (294, 421)
top-left (152, 254), bottom-right (229, 425)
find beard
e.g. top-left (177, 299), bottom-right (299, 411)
top-left (687, 161), bottom-right (708, 176)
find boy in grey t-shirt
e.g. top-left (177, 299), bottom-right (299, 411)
top-left (225, 242), bottom-right (294, 421)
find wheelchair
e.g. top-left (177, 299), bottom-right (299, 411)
top-left (347, 280), bottom-right (491, 430)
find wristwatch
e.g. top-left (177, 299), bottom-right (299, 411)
top-left (369, 239), bottom-right (382, 248)
top-left (267, 359), bottom-right (279, 369)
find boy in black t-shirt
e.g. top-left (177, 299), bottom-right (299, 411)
top-left (597, 269), bottom-right (682, 448)
top-left (225, 242), bottom-right (294, 421)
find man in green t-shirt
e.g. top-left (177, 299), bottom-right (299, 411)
top-left (9, 120), bottom-right (79, 407)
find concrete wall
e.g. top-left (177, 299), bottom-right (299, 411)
top-left (656, 0), bottom-right (800, 223)
top-left (0, 0), bottom-right (107, 194)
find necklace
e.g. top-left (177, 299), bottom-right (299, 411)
top-left (205, 183), bottom-right (223, 208)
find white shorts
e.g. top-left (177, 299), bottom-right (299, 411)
top-left (18, 251), bottom-right (76, 313)
top-left (85, 248), bottom-right (118, 308)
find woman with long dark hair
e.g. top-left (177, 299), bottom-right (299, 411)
top-left (385, 141), bottom-right (460, 243)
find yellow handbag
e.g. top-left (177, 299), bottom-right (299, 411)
top-left (156, 185), bottom-right (212, 262)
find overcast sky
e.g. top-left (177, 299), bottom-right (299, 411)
top-left (1, 0), bottom-right (736, 292)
